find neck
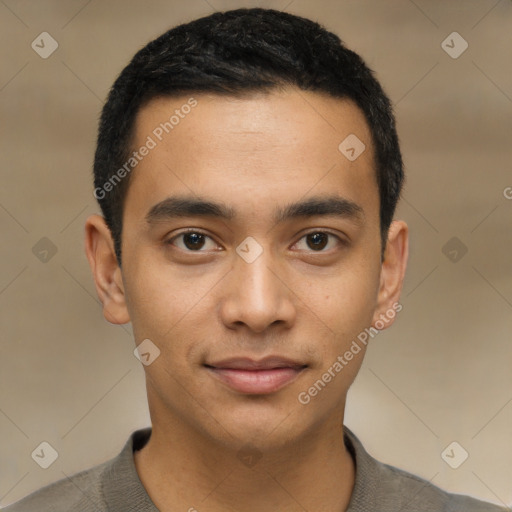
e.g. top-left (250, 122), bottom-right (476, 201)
top-left (134, 410), bottom-right (355, 512)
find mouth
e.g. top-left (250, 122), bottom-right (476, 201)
top-left (204, 356), bottom-right (308, 395)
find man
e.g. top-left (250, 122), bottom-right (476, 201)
top-left (4, 7), bottom-right (506, 512)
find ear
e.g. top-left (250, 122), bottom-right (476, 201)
top-left (371, 220), bottom-right (409, 330)
top-left (84, 214), bottom-right (130, 325)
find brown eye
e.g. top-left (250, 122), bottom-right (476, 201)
top-left (182, 232), bottom-right (206, 250)
top-left (306, 232), bottom-right (329, 251)
top-left (293, 231), bottom-right (342, 252)
top-left (167, 231), bottom-right (218, 252)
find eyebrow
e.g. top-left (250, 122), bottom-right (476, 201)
top-left (145, 195), bottom-right (365, 226)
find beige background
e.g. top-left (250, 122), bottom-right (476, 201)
top-left (1, 0), bottom-right (511, 508)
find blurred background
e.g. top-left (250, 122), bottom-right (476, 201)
top-left (1, 0), bottom-right (511, 508)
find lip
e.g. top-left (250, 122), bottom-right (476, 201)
top-left (205, 356), bottom-right (307, 394)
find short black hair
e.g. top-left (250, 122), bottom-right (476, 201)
top-left (93, 7), bottom-right (404, 266)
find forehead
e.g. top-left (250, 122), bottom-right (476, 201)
top-left (124, 88), bottom-right (378, 228)
top-left (135, 88), bottom-right (373, 154)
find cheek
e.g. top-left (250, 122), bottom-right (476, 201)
top-left (122, 257), bottom-right (182, 343)
top-left (297, 269), bottom-right (377, 405)
top-left (122, 250), bottom-right (223, 352)
top-left (303, 257), bottom-right (380, 337)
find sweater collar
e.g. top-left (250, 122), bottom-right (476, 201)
top-left (102, 425), bottom-right (374, 511)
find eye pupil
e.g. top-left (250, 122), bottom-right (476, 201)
top-left (307, 233), bottom-right (328, 251)
top-left (184, 233), bottom-right (205, 250)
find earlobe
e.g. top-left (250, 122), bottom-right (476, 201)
top-left (84, 214), bottom-right (131, 325)
top-left (371, 220), bottom-right (409, 329)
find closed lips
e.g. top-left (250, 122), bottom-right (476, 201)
top-left (204, 356), bottom-right (307, 370)
top-left (204, 357), bottom-right (308, 394)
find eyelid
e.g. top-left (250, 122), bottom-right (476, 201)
top-left (291, 229), bottom-right (348, 250)
top-left (166, 229), bottom-right (222, 251)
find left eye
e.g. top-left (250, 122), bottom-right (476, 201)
top-left (294, 232), bottom-right (341, 252)
top-left (168, 231), bottom-right (219, 251)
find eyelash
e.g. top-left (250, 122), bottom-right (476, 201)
top-left (165, 229), bottom-right (347, 253)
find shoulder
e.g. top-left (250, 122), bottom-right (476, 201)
top-left (344, 427), bottom-right (508, 512)
top-left (374, 458), bottom-right (505, 511)
top-left (3, 428), bottom-right (154, 512)
top-left (1, 460), bottom-right (110, 512)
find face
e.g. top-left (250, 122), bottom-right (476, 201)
top-left (86, 87), bottom-right (408, 451)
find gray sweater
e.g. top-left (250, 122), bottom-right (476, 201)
top-left (2, 427), bottom-right (508, 511)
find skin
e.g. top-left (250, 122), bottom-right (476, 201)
top-left (85, 87), bottom-right (408, 512)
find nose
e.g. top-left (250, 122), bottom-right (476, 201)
top-left (219, 248), bottom-right (296, 334)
